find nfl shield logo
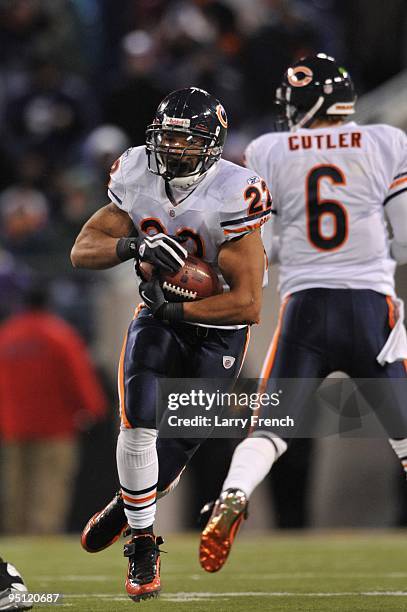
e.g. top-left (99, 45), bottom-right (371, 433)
top-left (223, 356), bottom-right (235, 369)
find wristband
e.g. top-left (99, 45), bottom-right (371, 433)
top-left (155, 302), bottom-right (184, 321)
top-left (116, 237), bottom-right (139, 262)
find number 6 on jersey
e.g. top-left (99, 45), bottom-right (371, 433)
top-left (306, 164), bottom-right (348, 251)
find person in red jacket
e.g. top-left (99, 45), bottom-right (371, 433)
top-left (0, 286), bottom-right (107, 534)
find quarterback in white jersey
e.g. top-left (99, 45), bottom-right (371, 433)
top-left (200, 55), bottom-right (407, 574)
top-left (71, 87), bottom-right (271, 601)
top-left (247, 121), bottom-right (406, 299)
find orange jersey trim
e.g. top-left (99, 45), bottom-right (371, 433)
top-left (389, 176), bottom-right (407, 190)
top-left (223, 218), bottom-right (269, 235)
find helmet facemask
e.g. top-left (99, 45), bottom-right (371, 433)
top-left (146, 126), bottom-right (222, 189)
top-left (275, 83), bottom-right (325, 131)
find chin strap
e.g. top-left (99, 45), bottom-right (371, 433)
top-left (292, 96), bottom-right (325, 130)
top-left (165, 180), bottom-right (177, 205)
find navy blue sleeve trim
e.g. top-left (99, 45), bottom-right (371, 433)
top-left (108, 188), bottom-right (122, 205)
top-left (220, 207), bottom-right (272, 228)
top-left (383, 187), bottom-right (407, 206)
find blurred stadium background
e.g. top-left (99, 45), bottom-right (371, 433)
top-left (0, 0), bottom-right (407, 542)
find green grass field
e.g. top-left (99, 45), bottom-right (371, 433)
top-left (2, 531), bottom-right (407, 611)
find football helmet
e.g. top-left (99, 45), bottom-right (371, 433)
top-left (146, 87), bottom-right (227, 189)
top-left (275, 53), bottom-right (356, 131)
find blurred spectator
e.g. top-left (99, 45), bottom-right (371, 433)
top-left (156, 1), bottom-right (245, 124)
top-left (53, 125), bottom-right (130, 246)
top-left (0, 285), bottom-right (107, 533)
top-left (0, 249), bottom-right (31, 322)
top-left (82, 124), bottom-right (130, 185)
top-left (0, 185), bottom-right (56, 271)
top-left (0, 183), bottom-right (101, 341)
top-left (4, 57), bottom-right (98, 164)
top-left (103, 30), bottom-right (163, 146)
top-left (242, 0), bottom-right (321, 116)
top-left (0, 0), bottom-right (88, 75)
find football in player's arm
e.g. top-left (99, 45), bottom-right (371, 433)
top-left (71, 202), bottom-right (264, 325)
top-left (72, 87), bottom-right (272, 602)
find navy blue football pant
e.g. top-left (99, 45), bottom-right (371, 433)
top-left (254, 288), bottom-right (407, 439)
top-left (118, 307), bottom-right (250, 491)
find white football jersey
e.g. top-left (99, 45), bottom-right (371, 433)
top-left (107, 146), bottom-right (272, 326)
top-left (245, 122), bottom-right (407, 299)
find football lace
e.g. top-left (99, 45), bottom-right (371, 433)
top-left (162, 282), bottom-right (197, 300)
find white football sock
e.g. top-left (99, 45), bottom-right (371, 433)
top-left (389, 438), bottom-right (407, 476)
top-left (116, 427), bottom-right (158, 529)
top-left (222, 435), bottom-right (287, 498)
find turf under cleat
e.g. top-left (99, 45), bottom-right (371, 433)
top-left (124, 534), bottom-right (163, 602)
top-left (199, 488), bottom-right (248, 573)
top-left (0, 559), bottom-right (32, 611)
top-left (81, 491), bottom-right (128, 553)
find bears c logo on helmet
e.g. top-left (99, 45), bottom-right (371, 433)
top-left (216, 104), bottom-right (228, 129)
top-left (287, 66), bottom-right (313, 88)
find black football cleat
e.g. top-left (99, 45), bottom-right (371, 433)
top-left (124, 534), bottom-right (163, 601)
top-left (81, 472), bottom-right (184, 554)
top-left (81, 491), bottom-right (128, 553)
top-left (0, 559), bottom-right (32, 610)
top-left (199, 488), bottom-right (248, 573)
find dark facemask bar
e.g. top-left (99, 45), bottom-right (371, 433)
top-left (146, 126), bottom-right (222, 181)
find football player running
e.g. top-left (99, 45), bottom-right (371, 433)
top-left (199, 54), bottom-right (407, 572)
top-left (71, 87), bottom-right (271, 601)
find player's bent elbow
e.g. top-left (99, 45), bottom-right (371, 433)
top-left (247, 305), bottom-right (261, 325)
top-left (239, 294), bottom-right (261, 325)
top-left (70, 244), bottom-right (83, 268)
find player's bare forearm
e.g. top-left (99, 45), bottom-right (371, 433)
top-left (183, 289), bottom-right (260, 324)
top-left (71, 203), bottom-right (134, 269)
top-left (183, 230), bottom-right (264, 325)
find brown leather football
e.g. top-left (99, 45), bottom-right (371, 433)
top-left (139, 255), bottom-right (222, 301)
